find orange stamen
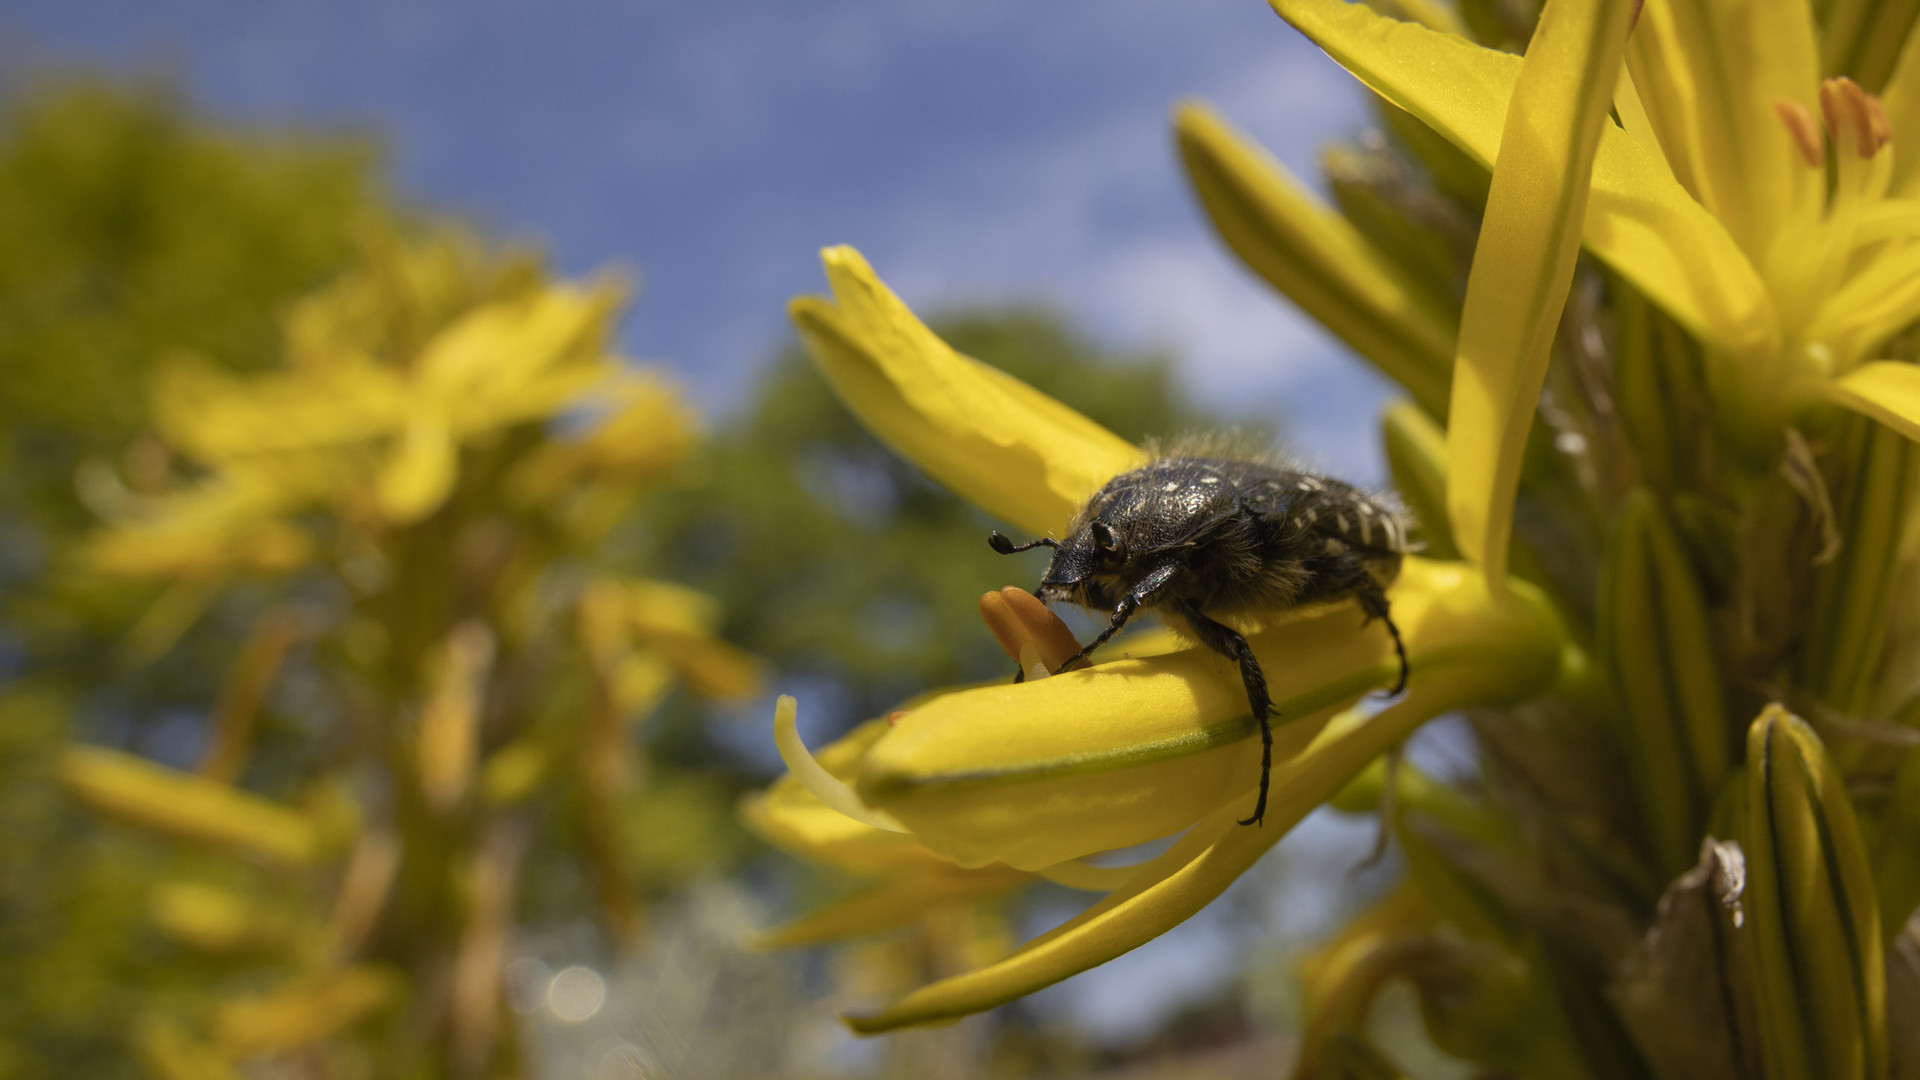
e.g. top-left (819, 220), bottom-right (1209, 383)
top-left (1818, 77), bottom-right (1890, 160)
top-left (1776, 100), bottom-right (1825, 169)
top-left (978, 587), bottom-right (1089, 676)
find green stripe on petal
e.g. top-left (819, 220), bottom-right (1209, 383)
top-left (1743, 707), bottom-right (1887, 1080)
top-left (1443, 0), bottom-right (1635, 584)
top-left (1175, 102), bottom-right (1457, 416)
top-left (791, 247), bottom-right (1141, 538)
top-left (857, 559), bottom-right (1563, 871)
top-left (1828, 360), bottom-right (1920, 441)
top-left (843, 633), bottom-right (1550, 1034)
top-left (1270, 0), bottom-right (1775, 358)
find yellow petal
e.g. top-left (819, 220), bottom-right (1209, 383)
top-left (1882, 29), bottom-right (1920, 196)
top-left (845, 645), bottom-right (1538, 1034)
top-left (1270, 0), bottom-right (1774, 357)
top-left (415, 280), bottom-right (623, 434)
top-left (1379, 399), bottom-right (1456, 559)
top-left (416, 622), bottom-right (494, 814)
top-left (1294, 883), bottom-right (1437, 1077)
top-left (1800, 418), bottom-right (1919, 714)
top-left (742, 779), bottom-right (951, 877)
top-left (511, 370), bottom-right (699, 493)
top-left (1626, 0), bottom-right (1821, 261)
top-left (1822, 0), bottom-right (1920, 95)
top-left (742, 716), bottom-right (952, 875)
top-left (1828, 360), bottom-right (1920, 441)
top-left (151, 354), bottom-right (407, 463)
top-left (150, 881), bottom-right (294, 953)
top-left (1175, 102), bottom-right (1456, 416)
top-left (858, 559), bottom-right (1562, 870)
top-left (209, 966), bottom-right (401, 1056)
top-left (756, 866), bottom-right (1030, 949)
top-left (791, 247), bottom-right (1140, 537)
top-left (59, 745), bottom-right (323, 863)
top-left (620, 578), bottom-right (723, 636)
top-left (375, 410), bottom-right (458, 523)
top-left (1444, 0), bottom-right (1636, 585)
top-left (613, 579), bottom-right (765, 698)
top-left (773, 696), bottom-right (910, 835)
top-left (1597, 489), bottom-right (1729, 876)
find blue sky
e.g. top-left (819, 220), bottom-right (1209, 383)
top-left (5, 0), bottom-right (1394, 477)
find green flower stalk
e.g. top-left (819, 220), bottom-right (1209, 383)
top-left (752, 0), bottom-right (1920, 1070)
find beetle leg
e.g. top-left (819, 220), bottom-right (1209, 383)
top-left (1174, 603), bottom-right (1274, 827)
top-left (1356, 586), bottom-right (1409, 696)
top-left (1048, 562), bottom-right (1182, 676)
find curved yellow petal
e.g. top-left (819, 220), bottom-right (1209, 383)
top-left (416, 280), bottom-right (622, 434)
top-left (791, 247), bottom-right (1141, 537)
top-left (1445, 0), bottom-right (1635, 585)
top-left (844, 644), bottom-right (1539, 1034)
top-left (1829, 360), bottom-right (1920, 441)
top-left (1627, 0), bottom-right (1821, 261)
top-left (756, 866), bottom-right (1030, 949)
top-left (59, 745), bottom-right (324, 863)
top-left (858, 559), bottom-right (1563, 870)
top-left (210, 966), bottom-right (401, 1056)
top-left (151, 355), bottom-right (407, 463)
top-left (1269, 0), bottom-right (1774, 357)
top-left (772, 697), bottom-right (909, 835)
top-left (1175, 102), bottom-right (1456, 416)
top-left (376, 410), bottom-right (458, 523)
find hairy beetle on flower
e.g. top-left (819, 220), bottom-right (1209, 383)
top-left (990, 440), bottom-right (1410, 826)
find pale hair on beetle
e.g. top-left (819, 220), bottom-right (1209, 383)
top-left (989, 434), bottom-right (1412, 827)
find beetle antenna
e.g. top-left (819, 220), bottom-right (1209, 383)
top-left (987, 532), bottom-right (1058, 555)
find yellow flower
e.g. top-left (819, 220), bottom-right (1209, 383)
top-left (759, 246), bottom-right (1568, 1031)
top-left (1268, 0), bottom-right (1920, 497)
top-left (87, 234), bottom-right (698, 591)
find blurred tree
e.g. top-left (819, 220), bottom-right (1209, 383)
top-left (0, 79), bottom-right (387, 1078)
top-left (657, 310), bottom-right (1220, 733)
top-left (0, 79), bottom-right (383, 564)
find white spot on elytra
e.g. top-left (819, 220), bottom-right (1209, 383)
top-left (1163, 482), bottom-right (1180, 492)
top-left (1336, 513), bottom-right (1351, 533)
top-left (1200, 476), bottom-right (1220, 484)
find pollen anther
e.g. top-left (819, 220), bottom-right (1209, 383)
top-left (1817, 77), bottom-right (1890, 160)
top-left (1775, 100), bottom-right (1825, 169)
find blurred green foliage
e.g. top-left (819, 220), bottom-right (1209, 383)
top-left (0, 79), bottom-right (383, 555)
top-left (0, 79), bottom-right (386, 1079)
